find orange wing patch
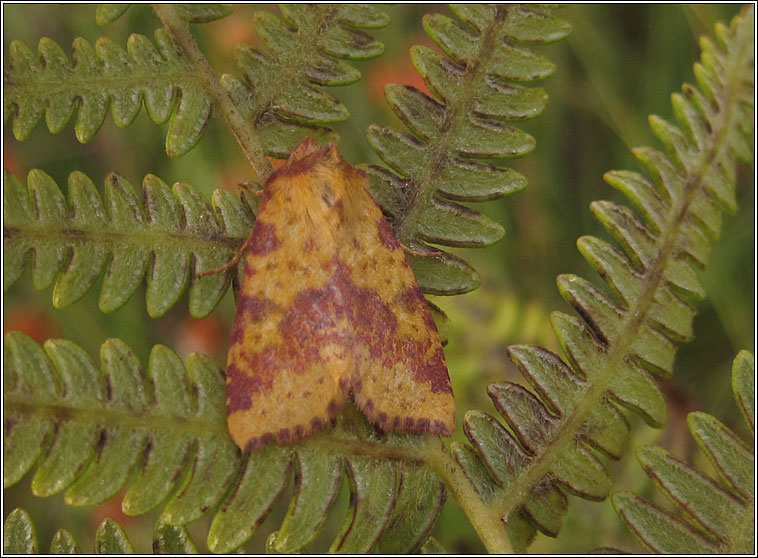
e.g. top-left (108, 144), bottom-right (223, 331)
top-left (226, 139), bottom-right (455, 451)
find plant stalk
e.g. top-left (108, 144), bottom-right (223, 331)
top-left (423, 436), bottom-right (514, 554)
top-left (152, 4), bottom-right (272, 184)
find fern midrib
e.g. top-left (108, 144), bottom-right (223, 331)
top-left (489, 24), bottom-right (750, 524)
top-left (394, 5), bottom-right (510, 246)
top-left (5, 392), bottom-right (436, 476)
top-left (4, 72), bottom-right (203, 98)
top-left (3, 397), bottom-right (229, 438)
top-left (3, 224), bottom-right (245, 252)
top-left (247, 6), bottom-right (337, 128)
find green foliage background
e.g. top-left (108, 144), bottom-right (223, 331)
top-left (3, 4), bottom-right (753, 554)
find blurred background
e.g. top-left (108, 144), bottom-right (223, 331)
top-left (3, 4), bottom-right (753, 554)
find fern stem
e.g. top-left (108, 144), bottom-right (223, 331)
top-left (423, 436), bottom-right (514, 554)
top-left (152, 4), bottom-right (273, 184)
top-left (306, 434), bottom-right (428, 463)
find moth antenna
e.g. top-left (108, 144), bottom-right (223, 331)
top-left (238, 182), bottom-right (263, 196)
top-left (402, 243), bottom-right (443, 258)
top-left (197, 234), bottom-right (253, 279)
top-left (197, 182), bottom-right (263, 279)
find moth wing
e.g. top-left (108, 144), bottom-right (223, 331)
top-left (226, 178), bottom-right (350, 451)
top-left (341, 190), bottom-right (455, 436)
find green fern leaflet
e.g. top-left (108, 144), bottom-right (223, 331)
top-left (613, 351), bottom-right (754, 553)
top-left (2, 508), bottom-right (199, 554)
top-left (367, 4), bottom-right (570, 295)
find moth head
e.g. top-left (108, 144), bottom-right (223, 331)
top-left (266, 139), bottom-right (368, 224)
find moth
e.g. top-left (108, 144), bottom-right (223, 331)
top-left (224, 138), bottom-right (455, 451)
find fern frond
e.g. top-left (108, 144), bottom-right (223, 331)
top-left (3, 332), bottom-right (239, 521)
top-left (96, 4), bottom-right (131, 25)
top-left (5, 4), bottom-right (387, 159)
top-left (3, 169), bottom-right (255, 317)
top-left (3, 31), bottom-right (213, 157)
top-left (449, 4), bottom-right (754, 545)
top-left (3, 332), bottom-right (445, 553)
top-left (365, 4), bottom-right (570, 294)
top-left (223, 4), bottom-right (389, 158)
top-left (612, 351), bottom-right (755, 553)
top-left (171, 4), bottom-right (235, 24)
top-left (96, 4), bottom-right (234, 26)
top-left (2, 508), bottom-right (198, 554)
